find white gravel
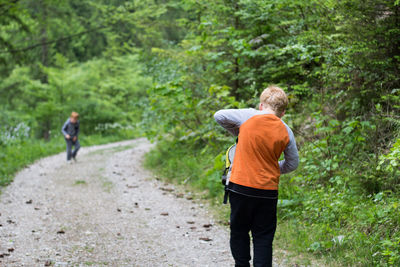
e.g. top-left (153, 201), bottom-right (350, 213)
top-left (0, 138), bottom-right (234, 266)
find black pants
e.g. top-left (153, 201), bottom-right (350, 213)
top-left (65, 138), bottom-right (80, 161)
top-left (229, 191), bottom-right (278, 267)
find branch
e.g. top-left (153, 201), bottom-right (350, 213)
top-left (0, 25), bottom-right (107, 54)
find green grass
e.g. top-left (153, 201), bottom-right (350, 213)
top-left (74, 180), bottom-right (87, 185)
top-left (87, 143), bottom-right (137, 156)
top-left (143, 139), bottom-right (226, 201)
top-left (99, 176), bottom-right (114, 192)
top-left (0, 138), bottom-right (64, 187)
top-left (144, 139), bottom-right (400, 267)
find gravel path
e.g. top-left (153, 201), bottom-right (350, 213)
top-left (0, 138), bottom-right (234, 266)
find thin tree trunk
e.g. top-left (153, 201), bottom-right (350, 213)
top-left (40, 0), bottom-right (48, 84)
top-left (233, 1), bottom-right (240, 98)
top-left (40, 0), bottom-right (50, 140)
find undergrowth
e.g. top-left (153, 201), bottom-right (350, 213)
top-left (144, 139), bottom-right (226, 201)
top-left (145, 139), bottom-right (400, 267)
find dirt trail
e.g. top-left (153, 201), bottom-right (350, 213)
top-left (0, 138), bottom-right (233, 266)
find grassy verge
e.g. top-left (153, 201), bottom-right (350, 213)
top-left (144, 139), bottom-right (323, 265)
top-left (144, 139), bottom-right (400, 266)
top-left (0, 133), bottom-right (137, 188)
top-left (143, 139), bottom-right (227, 203)
top-left (277, 174), bottom-right (400, 267)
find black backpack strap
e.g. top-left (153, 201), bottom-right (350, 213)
top-left (223, 186), bottom-right (229, 204)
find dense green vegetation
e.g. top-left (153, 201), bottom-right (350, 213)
top-left (1, 0), bottom-right (399, 266)
top-left (0, 0), bottom-right (150, 186)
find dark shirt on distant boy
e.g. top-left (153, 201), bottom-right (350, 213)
top-left (61, 118), bottom-right (80, 162)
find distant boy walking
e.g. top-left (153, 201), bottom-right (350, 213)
top-left (214, 86), bottom-right (299, 267)
top-left (61, 112), bottom-right (80, 163)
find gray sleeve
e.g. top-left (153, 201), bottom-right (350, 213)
top-left (61, 119), bottom-right (69, 136)
top-left (214, 108), bottom-right (257, 136)
top-left (279, 124), bottom-right (299, 174)
top-left (76, 121), bottom-right (80, 136)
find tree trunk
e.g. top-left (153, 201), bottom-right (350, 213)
top-left (40, 0), bottom-right (48, 84)
top-left (232, 1), bottom-right (240, 98)
top-left (40, 0), bottom-right (50, 140)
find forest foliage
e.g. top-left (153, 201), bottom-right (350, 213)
top-left (1, 0), bottom-right (400, 266)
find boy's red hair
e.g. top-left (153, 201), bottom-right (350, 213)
top-left (70, 112), bottom-right (79, 119)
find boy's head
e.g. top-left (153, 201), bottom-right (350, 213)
top-left (259, 85), bottom-right (288, 118)
top-left (70, 112), bottom-right (79, 123)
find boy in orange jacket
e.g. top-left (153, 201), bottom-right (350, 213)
top-left (214, 86), bottom-right (299, 267)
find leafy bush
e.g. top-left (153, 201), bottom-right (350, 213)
top-left (1, 54), bottom-right (151, 139)
top-left (377, 138), bottom-right (400, 192)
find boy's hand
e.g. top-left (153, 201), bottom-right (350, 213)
top-left (73, 136), bottom-right (77, 142)
top-left (65, 134), bottom-right (71, 139)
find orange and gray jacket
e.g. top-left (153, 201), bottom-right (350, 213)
top-left (214, 108), bottom-right (299, 198)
